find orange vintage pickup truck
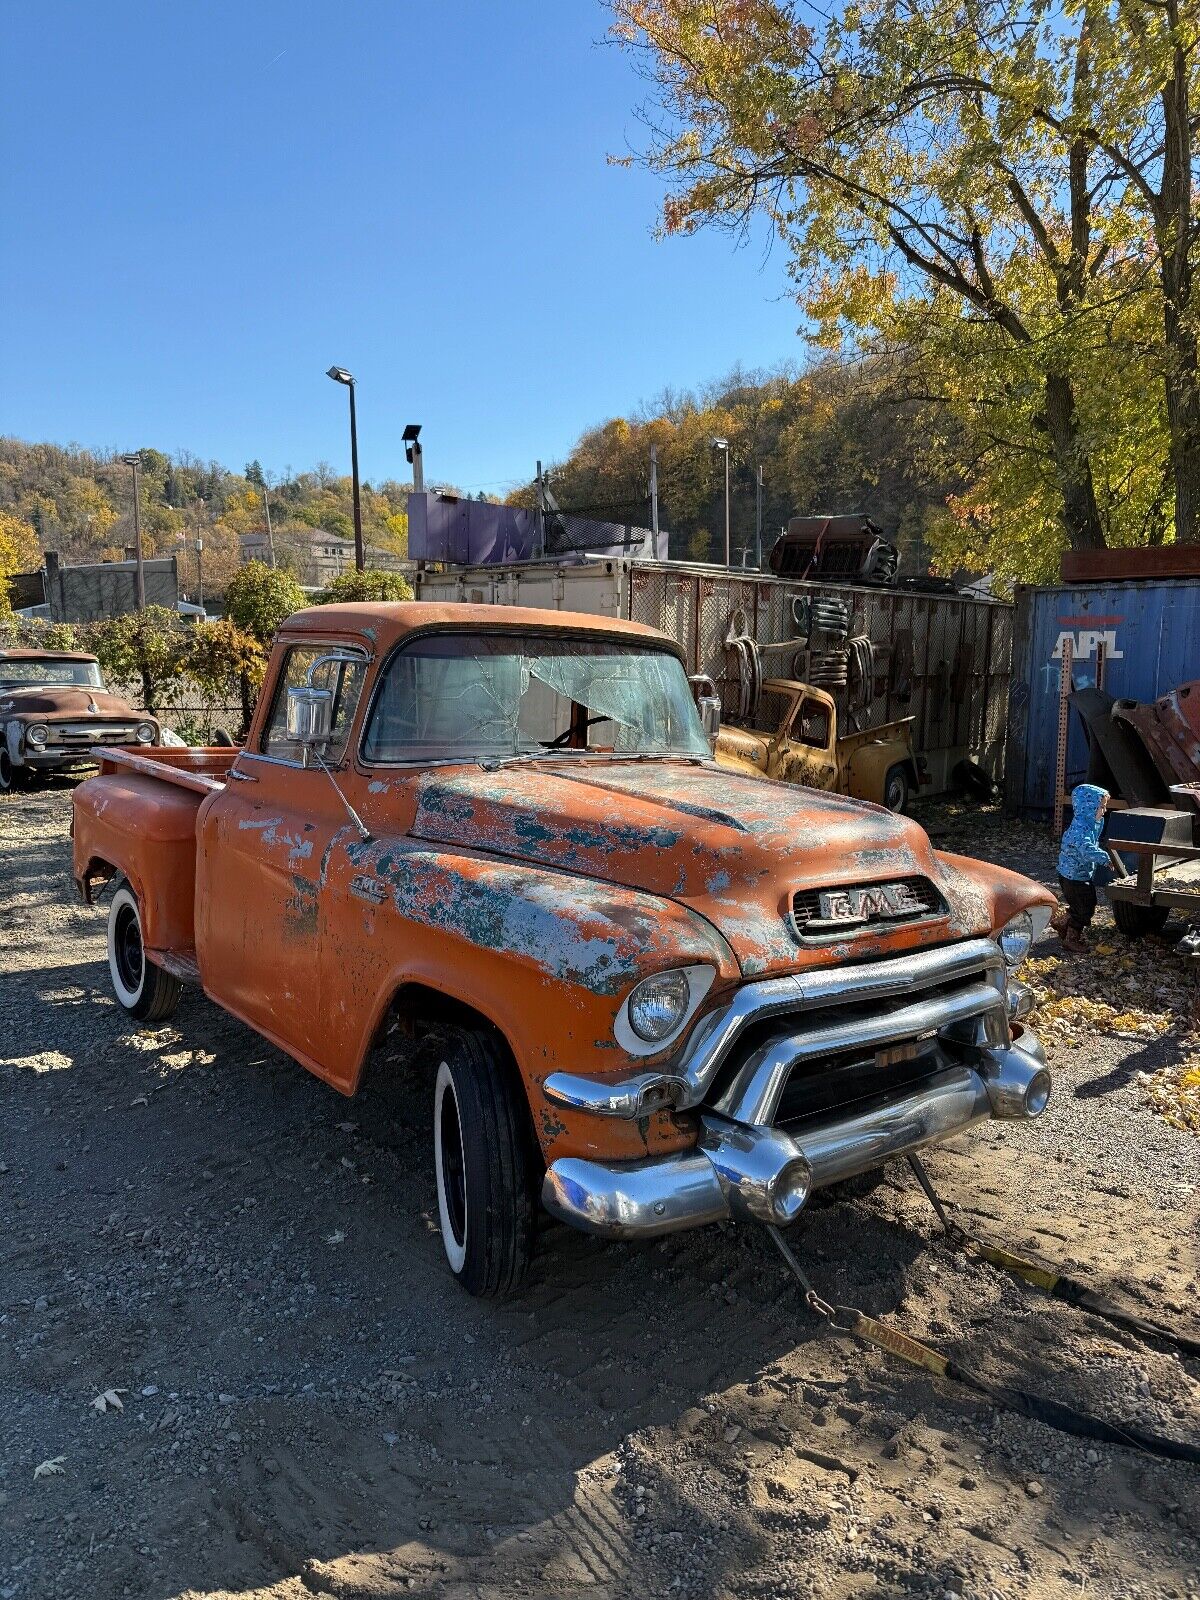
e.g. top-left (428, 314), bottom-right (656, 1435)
top-left (72, 602), bottom-right (1055, 1296)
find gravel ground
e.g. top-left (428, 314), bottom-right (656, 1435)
top-left (1, 783), bottom-right (1197, 1600)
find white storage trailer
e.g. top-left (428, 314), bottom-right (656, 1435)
top-left (409, 558), bottom-right (1013, 796)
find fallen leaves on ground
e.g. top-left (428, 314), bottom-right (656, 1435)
top-left (1140, 1056), bottom-right (1200, 1134)
top-left (1022, 949), bottom-right (1178, 1043)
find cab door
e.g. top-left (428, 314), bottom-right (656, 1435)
top-left (196, 640), bottom-right (368, 1075)
top-left (774, 693), bottom-right (840, 792)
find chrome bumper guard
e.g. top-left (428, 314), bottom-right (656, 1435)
top-left (541, 939), bottom-right (1051, 1239)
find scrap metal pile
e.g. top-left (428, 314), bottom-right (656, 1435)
top-left (1072, 678), bottom-right (1200, 812)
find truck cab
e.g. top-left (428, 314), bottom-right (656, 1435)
top-left (716, 678), bottom-right (920, 812)
top-left (73, 603), bottom-right (1054, 1296)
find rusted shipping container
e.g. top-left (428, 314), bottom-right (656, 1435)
top-left (409, 559), bottom-right (1013, 795)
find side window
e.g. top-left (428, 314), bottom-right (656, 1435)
top-left (261, 645), bottom-right (367, 765)
top-left (795, 698), bottom-right (831, 749)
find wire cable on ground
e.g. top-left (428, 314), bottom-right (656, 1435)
top-left (766, 1220), bottom-right (1200, 1467)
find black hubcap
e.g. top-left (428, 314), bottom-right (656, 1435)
top-left (439, 1086), bottom-right (467, 1247)
top-left (115, 904), bottom-right (143, 993)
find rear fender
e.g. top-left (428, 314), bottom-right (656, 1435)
top-left (72, 772), bottom-right (201, 955)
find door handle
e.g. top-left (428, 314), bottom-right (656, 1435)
top-left (228, 767), bottom-right (258, 783)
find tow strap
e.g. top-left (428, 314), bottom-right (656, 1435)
top-left (904, 1153), bottom-right (1200, 1362)
top-left (766, 1202), bottom-right (1200, 1465)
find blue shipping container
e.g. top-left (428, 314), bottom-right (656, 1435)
top-left (1006, 579), bottom-right (1200, 813)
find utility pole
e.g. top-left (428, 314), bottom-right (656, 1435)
top-left (755, 464), bottom-right (764, 569)
top-left (195, 536), bottom-right (204, 610)
top-left (262, 475), bottom-right (276, 568)
top-left (120, 453), bottom-right (146, 610)
top-left (649, 444), bottom-right (660, 559)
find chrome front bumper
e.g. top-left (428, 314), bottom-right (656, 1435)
top-left (541, 939), bottom-right (1051, 1239)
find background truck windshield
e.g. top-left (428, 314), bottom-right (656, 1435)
top-left (0, 659), bottom-right (104, 689)
top-left (362, 633), bottom-right (711, 763)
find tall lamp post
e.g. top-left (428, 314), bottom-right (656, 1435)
top-left (710, 437), bottom-right (731, 568)
top-left (120, 453), bottom-right (146, 609)
top-left (326, 366), bottom-right (365, 571)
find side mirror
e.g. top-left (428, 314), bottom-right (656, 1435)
top-left (286, 685), bottom-right (334, 755)
top-left (689, 673), bottom-right (721, 753)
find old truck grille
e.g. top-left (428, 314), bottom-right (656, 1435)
top-left (791, 875), bottom-right (945, 940)
top-left (44, 723), bottom-right (140, 746)
top-left (708, 950), bottom-right (1007, 1128)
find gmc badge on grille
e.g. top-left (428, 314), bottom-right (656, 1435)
top-left (819, 882), bottom-right (924, 924)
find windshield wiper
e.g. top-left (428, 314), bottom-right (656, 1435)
top-left (476, 748), bottom-right (599, 771)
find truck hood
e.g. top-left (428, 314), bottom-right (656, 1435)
top-left (409, 761), bottom-right (994, 976)
top-left (0, 686), bottom-right (143, 721)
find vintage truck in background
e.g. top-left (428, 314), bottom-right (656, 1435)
top-left (72, 603), bottom-right (1054, 1296)
top-left (715, 676), bottom-right (920, 812)
top-left (1, 648), bottom-right (159, 792)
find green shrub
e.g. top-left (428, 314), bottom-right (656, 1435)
top-left (224, 560), bottom-right (306, 646)
top-left (316, 568), bottom-right (414, 605)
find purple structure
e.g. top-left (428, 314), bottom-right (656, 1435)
top-left (407, 493), bottom-right (665, 565)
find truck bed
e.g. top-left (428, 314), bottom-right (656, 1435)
top-left (90, 745), bottom-right (237, 793)
top-left (73, 746), bottom-right (238, 965)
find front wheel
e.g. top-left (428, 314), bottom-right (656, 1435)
top-left (107, 885), bottom-right (183, 1023)
top-left (883, 763), bottom-right (911, 814)
top-left (0, 748), bottom-right (14, 794)
top-left (433, 1031), bottom-right (536, 1297)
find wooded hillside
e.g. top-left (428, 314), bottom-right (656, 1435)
top-left (0, 438), bottom-right (416, 602)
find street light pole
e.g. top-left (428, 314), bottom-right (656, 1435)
top-left (711, 438), bottom-right (731, 567)
top-left (120, 453), bottom-right (146, 610)
top-left (327, 366), bottom-right (365, 572)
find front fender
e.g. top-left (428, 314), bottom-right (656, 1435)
top-left (317, 833), bottom-right (740, 1162)
top-left (932, 849), bottom-right (1057, 941)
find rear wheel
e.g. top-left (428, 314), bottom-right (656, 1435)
top-left (107, 885), bottom-right (183, 1023)
top-left (883, 764), bottom-right (910, 814)
top-left (432, 1031), bottom-right (536, 1297)
top-left (1111, 898), bottom-right (1169, 939)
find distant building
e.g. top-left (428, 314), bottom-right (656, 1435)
top-left (35, 551), bottom-right (180, 622)
top-left (238, 530), bottom-right (410, 588)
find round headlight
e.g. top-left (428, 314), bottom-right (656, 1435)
top-left (997, 910), bottom-right (1034, 967)
top-left (135, 722), bottom-right (156, 744)
top-left (26, 723), bottom-right (49, 748)
top-left (626, 969), bottom-right (692, 1043)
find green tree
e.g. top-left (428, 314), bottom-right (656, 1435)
top-left (223, 560), bottom-right (306, 646)
top-left (244, 460), bottom-right (265, 486)
top-left (608, 0), bottom-right (1195, 561)
top-left (316, 568), bottom-right (414, 605)
top-left (181, 619), bottom-right (266, 741)
top-left (90, 605), bottom-right (185, 715)
top-left (0, 510), bottom-right (40, 612)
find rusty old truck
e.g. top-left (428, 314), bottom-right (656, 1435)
top-left (715, 677), bottom-right (920, 812)
top-left (71, 602), bottom-right (1054, 1296)
top-left (1, 648), bottom-right (160, 791)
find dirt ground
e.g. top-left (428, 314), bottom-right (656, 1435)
top-left (1, 783), bottom-right (1198, 1600)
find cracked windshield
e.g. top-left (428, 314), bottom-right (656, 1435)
top-left (362, 632), bottom-right (711, 762)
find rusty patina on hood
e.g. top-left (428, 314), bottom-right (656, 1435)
top-left (407, 760), bottom-right (1008, 977)
top-left (0, 685), bottom-right (146, 722)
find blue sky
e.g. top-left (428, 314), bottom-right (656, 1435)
top-left (1, 1), bottom-right (804, 497)
top-left (7, 1), bottom-right (809, 499)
